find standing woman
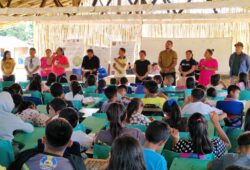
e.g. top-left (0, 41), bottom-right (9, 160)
top-left (179, 50), bottom-right (197, 86)
top-left (40, 49), bottom-right (52, 81)
top-left (1, 51), bottom-right (16, 82)
top-left (198, 49), bottom-right (218, 86)
top-left (113, 48), bottom-right (127, 81)
top-left (51, 47), bottom-right (70, 80)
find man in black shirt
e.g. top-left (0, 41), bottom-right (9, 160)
top-left (81, 49), bottom-right (100, 76)
top-left (134, 50), bottom-right (151, 83)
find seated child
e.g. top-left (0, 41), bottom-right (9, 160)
top-left (65, 81), bottom-right (84, 101)
top-left (244, 108), bottom-right (250, 131)
top-left (85, 74), bottom-right (97, 93)
top-left (48, 98), bottom-right (67, 119)
top-left (161, 74), bottom-right (175, 91)
top-left (69, 74), bottom-right (78, 82)
top-left (206, 87), bottom-right (217, 107)
top-left (96, 79), bottom-right (106, 94)
top-left (16, 101), bottom-right (49, 127)
top-left (171, 112), bottom-right (231, 158)
top-left (237, 72), bottom-right (248, 90)
top-left (185, 77), bottom-right (195, 97)
top-left (163, 99), bottom-right (187, 132)
top-left (110, 77), bottom-right (117, 86)
top-left (126, 98), bottom-right (150, 126)
top-left (117, 85), bottom-right (131, 104)
top-left (153, 75), bottom-right (163, 89)
top-left (9, 118), bottom-right (86, 170)
top-left (208, 132), bottom-right (250, 170)
top-left (58, 76), bottom-right (68, 84)
top-left (27, 74), bottom-right (50, 92)
top-left (142, 80), bottom-right (167, 109)
top-left (120, 77), bottom-right (133, 94)
top-left (144, 121), bottom-right (169, 170)
top-left (208, 74), bottom-right (226, 90)
top-left (59, 108), bottom-right (93, 150)
top-left (46, 72), bottom-right (57, 86)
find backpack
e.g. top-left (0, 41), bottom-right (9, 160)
top-left (8, 148), bottom-right (86, 170)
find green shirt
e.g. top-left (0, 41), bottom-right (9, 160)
top-left (158, 50), bottom-right (177, 73)
top-left (232, 55), bottom-right (241, 76)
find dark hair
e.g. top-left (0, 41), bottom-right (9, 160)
top-left (49, 98), bottom-right (67, 112)
top-left (120, 77), bottom-right (128, 85)
top-left (126, 98), bottom-right (142, 123)
top-left (70, 81), bottom-right (82, 97)
top-left (117, 85), bottom-right (128, 92)
top-left (206, 49), bottom-right (214, 55)
top-left (12, 94), bottom-right (23, 109)
top-left (69, 75), bottom-right (77, 81)
top-left (87, 74), bottom-right (96, 86)
top-left (139, 50), bottom-right (146, 56)
top-left (163, 99), bottom-right (181, 129)
top-left (239, 72), bottom-right (247, 87)
top-left (244, 108), bottom-right (250, 131)
top-left (196, 85), bottom-right (207, 91)
top-left (45, 118), bottom-right (73, 150)
top-left (225, 165), bottom-right (250, 170)
top-left (119, 48), bottom-right (126, 53)
top-left (104, 86), bottom-right (117, 100)
top-left (238, 131), bottom-right (250, 147)
top-left (3, 87), bottom-right (15, 96)
top-left (153, 75), bottom-right (162, 84)
top-left (107, 135), bottom-right (146, 170)
top-left (87, 49), bottom-right (94, 53)
top-left (146, 121), bottom-right (170, 144)
top-left (4, 83), bottom-right (23, 95)
top-left (152, 63), bottom-right (158, 67)
top-left (46, 73), bottom-right (57, 86)
top-left (227, 85), bottom-right (241, 95)
top-left (144, 80), bottom-right (158, 94)
top-left (191, 88), bottom-right (205, 101)
top-left (50, 83), bottom-right (64, 97)
top-left (29, 47), bottom-right (36, 52)
top-left (28, 75), bottom-right (42, 92)
top-left (58, 76), bottom-right (68, 84)
top-left (186, 77), bottom-right (195, 89)
top-left (59, 108), bottom-right (79, 128)
top-left (110, 78), bottom-right (117, 85)
top-left (106, 103), bottom-right (126, 140)
top-left (167, 40), bottom-right (173, 45)
top-left (211, 74), bottom-right (220, 86)
top-left (186, 50), bottom-right (193, 58)
top-left (16, 101), bottom-right (35, 114)
top-left (2, 50), bottom-right (11, 61)
top-left (188, 113), bottom-right (212, 154)
top-left (57, 47), bottom-right (64, 55)
top-left (207, 87), bottom-right (217, 98)
top-left (98, 79), bottom-right (106, 89)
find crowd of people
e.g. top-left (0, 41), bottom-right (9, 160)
top-left (1, 40), bottom-right (250, 170)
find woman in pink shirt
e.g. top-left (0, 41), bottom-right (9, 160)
top-left (198, 49), bottom-right (218, 86)
top-left (40, 49), bottom-right (52, 80)
top-left (51, 47), bottom-right (70, 78)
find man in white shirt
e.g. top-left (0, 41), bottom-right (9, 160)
top-left (182, 88), bottom-right (223, 115)
top-left (24, 48), bottom-right (40, 81)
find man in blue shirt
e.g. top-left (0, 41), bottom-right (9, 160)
top-left (144, 121), bottom-right (170, 170)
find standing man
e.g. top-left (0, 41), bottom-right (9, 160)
top-left (158, 40), bottom-right (178, 85)
top-left (113, 48), bottom-right (128, 80)
top-left (134, 50), bottom-right (151, 84)
top-left (81, 49), bottom-right (100, 77)
top-left (24, 48), bottom-right (40, 81)
top-left (229, 42), bottom-right (250, 84)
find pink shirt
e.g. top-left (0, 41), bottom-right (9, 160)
top-left (40, 57), bottom-right (52, 77)
top-left (52, 55), bottom-right (69, 76)
top-left (198, 58), bottom-right (218, 86)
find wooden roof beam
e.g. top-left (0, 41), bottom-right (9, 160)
top-left (6, 0), bottom-right (12, 7)
top-left (40, 0), bottom-right (48, 7)
top-left (0, 2), bottom-right (4, 8)
top-left (72, 0), bottom-right (81, 7)
top-left (54, 0), bottom-right (63, 7)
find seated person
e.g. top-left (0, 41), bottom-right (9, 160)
top-left (95, 103), bottom-right (145, 145)
top-left (208, 132), bottom-right (250, 170)
top-left (0, 92), bottom-right (34, 142)
top-left (117, 85), bottom-right (131, 104)
top-left (96, 79), bottom-right (106, 94)
top-left (144, 121), bottom-right (169, 170)
top-left (106, 135), bottom-right (146, 170)
top-left (58, 76), bottom-right (68, 84)
top-left (244, 108), bottom-right (250, 131)
top-left (65, 81), bottom-right (84, 101)
top-left (84, 74), bottom-right (97, 93)
top-left (163, 99), bottom-right (187, 132)
top-left (8, 118), bottom-right (86, 170)
top-left (27, 74), bottom-right (50, 92)
top-left (142, 80), bottom-right (167, 109)
top-left (16, 101), bottom-right (49, 127)
top-left (47, 98), bottom-right (67, 119)
top-left (206, 87), bottom-right (217, 107)
top-left (161, 75), bottom-right (175, 91)
top-left (126, 98), bottom-right (150, 126)
top-left (182, 88), bottom-right (222, 115)
top-left (171, 112), bottom-right (231, 158)
top-left (207, 74), bottom-right (226, 90)
top-left (153, 75), bottom-right (163, 89)
top-left (185, 77), bottom-right (195, 97)
top-left (59, 108), bottom-right (93, 151)
top-left (237, 72), bottom-right (248, 90)
top-left (110, 77), bottom-right (117, 86)
top-left (69, 74), bottom-right (77, 82)
top-left (120, 77), bottom-right (133, 94)
top-left (46, 72), bottom-right (57, 86)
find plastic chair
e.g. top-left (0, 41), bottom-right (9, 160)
top-left (72, 68), bottom-right (82, 75)
top-left (239, 90), bottom-right (250, 100)
top-left (93, 144), bottom-right (111, 159)
top-left (19, 81), bottom-right (30, 90)
top-left (74, 123), bottom-right (87, 133)
top-left (134, 85), bottom-right (144, 94)
top-left (23, 96), bottom-right (43, 105)
top-left (170, 158), bottom-right (211, 170)
top-left (225, 127), bottom-right (243, 153)
top-left (92, 113), bottom-right (107, 119)
top-left (164, 132), bottom-right (189, 150)
top-left (142, 104), bottom-right (164, 117)
top-left (71, 100), bottom-right (83, 110)
top-left (0, 140), bottom-right (14, 167)
top-left (24, 91), bottom-right (42, 99)
top-left (43, 92), bottom-right (54, 104)
top-left (126, 94), bottom-right (145, 99)
top-left (98, 67), bottom-right (108, 80)
top-left (37, 105), bottom-right (48, 114)
top-left (126, 124), bottom-right (146, 132)
top-left (0, 81), bottom-right (14, 91)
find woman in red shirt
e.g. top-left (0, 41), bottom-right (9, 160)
top-left (40, 49), bottom-right (52, 81)
top-left (52, 47), bottom-right (70, 79)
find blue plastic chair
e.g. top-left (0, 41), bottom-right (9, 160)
top-left (72, 68), bottom-right (82, 75)
top-left (0, 140), bottom-right (14, 167)
top-left (135, 85), bottom-right (144, 94)
top-left (216, 101), bottom-right (244, 116)
top-left (98, 67), bottom-right (108, 79)
top-left (239, 90), bottom-right (250, 100)
top-left (23, 96), bottom-right (43, 105)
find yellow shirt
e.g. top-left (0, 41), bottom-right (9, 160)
top-left (114, 57), bottom-right (127, 77)
top-left (1, 58), bottom-right (15, 75)
top-left (142, 97), bottom-right (166, 109)
top-left (158, 50), bottom-right (177, 73)
top-left (0, 165), bottom-right (6, 170)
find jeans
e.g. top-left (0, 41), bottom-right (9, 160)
top-left (3, 75), bottom-right (15, 82)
